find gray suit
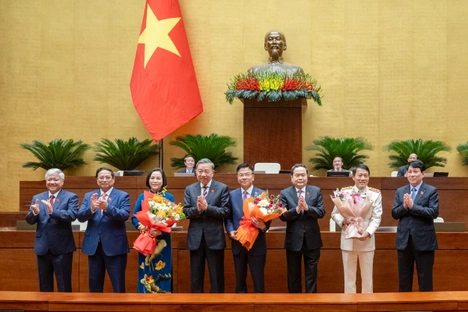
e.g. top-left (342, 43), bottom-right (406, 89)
top-left (183, 179), bottom-right (230, 293)
top-left (392, 182), bottom-right (439, 291)
top-left (279, 185), bottom-right (325, 293)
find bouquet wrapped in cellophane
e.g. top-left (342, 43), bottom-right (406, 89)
top-left (236, 191), bottom-right (286, 250)
top-left (330, 188), bottom-right (373, 239)
top-left (133, 191), bottom-right (185, 257)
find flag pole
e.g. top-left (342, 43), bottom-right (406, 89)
top-left (159, 138), bottom-right (164, 169)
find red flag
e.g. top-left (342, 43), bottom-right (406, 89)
top-left (130, 0), bottom-right (203, 141)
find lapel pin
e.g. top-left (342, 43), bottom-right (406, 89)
top-left (210, 189), bottom-right (214, 193)
top-left (56, 199), bottom-right (60, 203)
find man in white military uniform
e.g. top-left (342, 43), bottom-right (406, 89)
top-left (331, 164), bottom-right (382, 293)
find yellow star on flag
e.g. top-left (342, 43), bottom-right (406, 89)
top-left (138, 4), bottom-right (181, 67)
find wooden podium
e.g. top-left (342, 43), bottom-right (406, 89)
top-left (243, 98), bottom-right (306, 170)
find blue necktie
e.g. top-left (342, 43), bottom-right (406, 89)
top-left (411, 188), bottom-right (417, 201)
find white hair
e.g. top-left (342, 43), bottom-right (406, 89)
top-left (45, 168), bottom-right (65, 180)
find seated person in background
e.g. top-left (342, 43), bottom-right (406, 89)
top-left (397, 153), bottom-right (418, 177)
top-left (176, 155), bottom-right (196, 174)
top-left (248, 30), bottom-right (304, 75)
top-left (327, 157), bottom-right (350, 173)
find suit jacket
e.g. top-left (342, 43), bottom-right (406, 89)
top-left (397, 165), bottom-right (408, 177)
top-left (331, 186), bottom-right (382, 252)
top-left (176, 168), bottom-right (196, 175)
top-left (279, 185), bottom-right (326, 251)
top-left (25, 190), bottom-right (78, 256)
top-left (225, 186), bottom-right (270, 256)
top-left (77, 188), bottom-right (130, 256)
top-left (183, 180), bottom-right (230, 250)
top-left (392, 182), bottom-right (439, 251)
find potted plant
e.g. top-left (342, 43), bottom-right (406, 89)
top-left (21, 139), bottom-right (91, 171)
top-left (169, 133), bottom-right (238, 170)
top-left (93, 137), bottom-right (159, 176)
top-left (306, 137), bottom-right (373, 171)
top-left (457, 142), bottom-right (468, 165)
top-left (385, 139), bottom-right (451, 170)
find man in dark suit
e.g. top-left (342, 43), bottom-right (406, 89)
top-left (77, 167), bottom-right (130, 293)
top-left (225, 163), bottom-right (270, 293)
top-left (279, 164), bottom-right (325, 293)
top-left (392, 160), bottom-right (439, 292)
top-left (397, 153), bottom-right (418, 177)
top-left (176, 155), bottom-right (196, 174)
top-left (26, 168), bottom-right (78, 292)
top-left (183, 158), bottom-right (230, 293)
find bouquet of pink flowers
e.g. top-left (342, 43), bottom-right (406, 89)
top-left (236, 191), bottom-right (286, 250)
top-left (330, 189), bottom-right (374, 239)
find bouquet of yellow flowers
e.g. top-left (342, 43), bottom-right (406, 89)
top-left (236, 191), bottom-right (286, 250)
top-left (133, 191), bottom-right (185, 256)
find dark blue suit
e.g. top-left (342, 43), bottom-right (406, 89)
top-left (77, 188), bottom-right (130, 292)
top-left (183, 179), bottom-right (230, 293)
top-left (392, 182), bottom-right (439, 291)
top-left (279, 185), bottom-right (325, 293)
top-left (225, 186), bottom-right (270, 293)
top-left (25, 189), bottom-right (78, 292)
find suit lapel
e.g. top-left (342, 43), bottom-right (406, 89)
top-left (289, 186), bottom-right (299, 204)
top-left (205, 181), bottom-right (215, 204)
top-left (414, 183), bottom-right (426, 203)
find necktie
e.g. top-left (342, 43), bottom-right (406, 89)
top-left (49, 195), bottom-right (55, 206)
top-left (202, 185), bottom-right (208, 197)
top-left (242, 190), bottom-right (248, 201)
top-left (411, 188), bottom-right (417, 201)
top-left (298, 189), bottom-right (303, 198)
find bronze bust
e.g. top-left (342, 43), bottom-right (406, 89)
top-left (248, 30), bottom-right (304, 75)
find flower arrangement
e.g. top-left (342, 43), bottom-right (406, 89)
top-left (252, 191), bottom-right (284, 215)
top-left (236, 191), bottom-right (286, 250)
top-left (133, 191), bottom-right (185, 258)
top-left (330, 188), bottom-right (374, 239)
top-left (225, 72), bottom-right (322, 105)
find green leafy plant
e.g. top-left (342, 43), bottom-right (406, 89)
top-left (170, 134), bottom-right (238, 169)
top-left (93, 137), bottom-right (159, 170)
top-left (385, 139), bottom-right (451, 170)
top-left (456, 142), bottom-right (468, 166)
top-left (306, 137), bottom-right (373, 171)
top-left (21, 139), bottom-right (91, 171)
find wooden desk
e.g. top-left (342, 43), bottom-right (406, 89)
top-left (1, 230), bottom-right (467, 294)
top-left (1, 291), bottom-right (468, 312)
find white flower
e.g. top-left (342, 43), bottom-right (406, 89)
top-left (259, 207), bottom-right (268, 215)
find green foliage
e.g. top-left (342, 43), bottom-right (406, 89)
top-left (93, 137), bottom-right (159, 170)
top-left (21, 139), bottom-right (91, 171)
top-left (170, 134), bottom-right (238, 169)
top-left (456, 142), bottom-right (468, 166)
top-left (384, 139), bottom-right (451, 170)
top-left (306, 137), bottom-right (373, 171)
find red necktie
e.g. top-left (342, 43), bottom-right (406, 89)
top-left (49, 195), bottom-right (55, 206)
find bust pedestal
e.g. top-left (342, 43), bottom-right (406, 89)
top-left (242, 98), bottom-right (306, 170)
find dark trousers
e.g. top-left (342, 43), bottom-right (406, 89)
top-left (233, 248), bottom-right (266, 293)
top-left (190, 234), bottom-right (224, 293)
top-left (286, 240), bottom-right (320, 293)
top-left (37, 251), bottom-right (73, 292)
top-left (88, 242), bottom-right (127, 293)
top-left (398, 237), bottom-right (434, 292)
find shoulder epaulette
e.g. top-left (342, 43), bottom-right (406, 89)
top-left (369, 187), bottom-right (381, 193)
top-left (342, 186), bottom-right (353, 190)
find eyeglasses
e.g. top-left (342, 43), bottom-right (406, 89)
top-left (238, 173), bottom-right (253, 178)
